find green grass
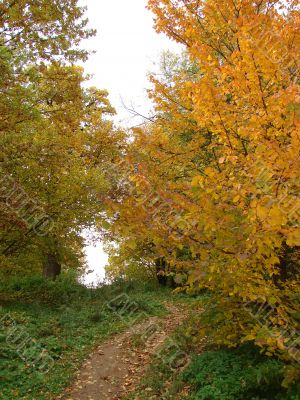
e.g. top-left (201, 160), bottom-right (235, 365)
top-left (0, 274), bottom-right (172, 400)
top-left (182, 346), bottom-right (300, 400)
top-left (125, 305), bottom-right (300, 400)
top-left (2, 276), bottom-right (299, 400)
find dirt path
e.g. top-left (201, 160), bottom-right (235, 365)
top-left (59, 303), bottom-right (185, 400)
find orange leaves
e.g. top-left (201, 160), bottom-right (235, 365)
top-left (268, 206), bottom-right (288, 227)
top-left (101, 0), bottom-right (300, 366)
top-left (286, 230), bottom-right (300, 247)
top-left (254, 202), bottom-right (288, 228)
top-left (191, 176), bottom-right (204, 187)
top-left (204, 167), bottom-right (216, 178)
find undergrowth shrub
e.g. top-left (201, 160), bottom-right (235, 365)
top-left (182, 346), bottom-right (300, 400)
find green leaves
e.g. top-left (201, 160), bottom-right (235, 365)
top-left (0, 0), bottom-right (125, 277)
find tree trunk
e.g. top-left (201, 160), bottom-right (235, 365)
top-left (155, 257), bottom-right (177, 288)
top-left (155, 257), bottom-right (167, 286)
top-left (43, 253), bottom-right (61, 280)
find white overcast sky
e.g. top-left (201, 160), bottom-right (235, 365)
top-left (80, 0), bottom-right (180, 284)
top-left (80, 0), bottom-right (180, 125)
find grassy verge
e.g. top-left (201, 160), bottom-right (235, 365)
top-left (182, 347), bottom-right (300, 400)
top-left (125, 294), bottom-right (300, 400)
top-left (0, 274), bottom-right (172, 400)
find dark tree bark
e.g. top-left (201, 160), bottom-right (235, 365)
top-left (155, 257), bottom-right (177, 287)
top-left (155, 257), bottom-right (167, 286)
top-left (273, 243), bottom-right (299, 289)
top-left (43, 253), bottom-right (61, 280)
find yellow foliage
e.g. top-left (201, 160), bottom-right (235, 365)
top-left (107, 0), bottom-right (300, 368)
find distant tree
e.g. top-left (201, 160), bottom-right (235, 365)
top-left (0, 1), bottom-right (125, 279)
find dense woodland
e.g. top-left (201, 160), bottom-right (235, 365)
top-left (0, 0), bottom-right (299, 399)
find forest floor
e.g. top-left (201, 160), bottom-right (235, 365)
top-left (1, 277), bottom-right (295, 400)
top-left (1, 276), bottom-right (188, 400)
top-left (59, 303), bottom-right (188, 400)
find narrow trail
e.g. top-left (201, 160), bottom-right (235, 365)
top-left (59, 303), bottom-right (186, 400)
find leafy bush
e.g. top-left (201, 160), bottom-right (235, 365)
top-left (182, 346), bottom-right (300, 400)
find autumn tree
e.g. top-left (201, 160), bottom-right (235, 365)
top-left (0, 1), bottom-right (125, 279)
top-left (107, 0), bottom-right (300, 371)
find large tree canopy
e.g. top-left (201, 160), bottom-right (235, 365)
top-left (0, 0), bottom-right (125, 277)
top-left (106, 0), bottom-right (300, 365)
